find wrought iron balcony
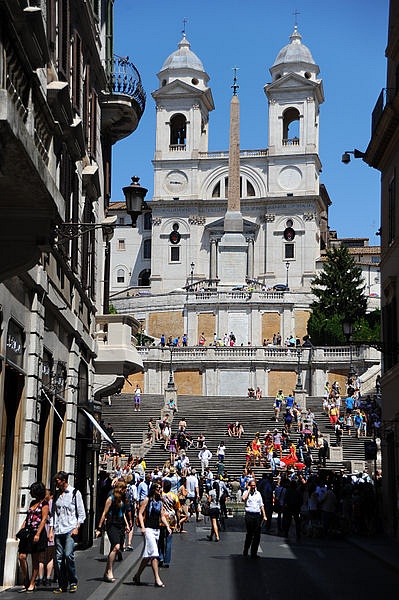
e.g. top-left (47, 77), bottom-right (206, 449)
top-left (100, 55), bottom-right (146, 144)
top-left (371, 88), bottom-right (397, 135)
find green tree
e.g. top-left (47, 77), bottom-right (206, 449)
top-left (308, 245), bottom-right (368, 345)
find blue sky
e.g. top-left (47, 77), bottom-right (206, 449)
top-left (111, 0), bottom-right (388, 244)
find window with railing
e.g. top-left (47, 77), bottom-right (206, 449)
top-left (170, 113), bottom-right (186, 150)
top-left (382, 295), bottom-right (398, 371)
top-left (282, 107), bottom-right (300, 145)
top-left (388, 171), bottom-right (396, 245)
top-left (58, 0), bottom-right (70, 81)
top-left (143, 238), bottom-right (151, 259)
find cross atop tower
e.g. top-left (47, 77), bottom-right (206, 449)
top-left (293, 8), bottom-right (300, 27)
top-left (232, 67), bottom-right (239, 96)
top-left (182, 17), bottom-right (188, 37)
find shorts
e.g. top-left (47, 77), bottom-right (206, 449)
top-left (209, 507), bottom-right (220, 519)
top-left (143, 527), bottom-right (160, 558)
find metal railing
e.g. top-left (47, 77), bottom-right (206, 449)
top-left (105, 55), bottom-right (146, 116)
top-left (371, 88), bottom-right (397, 135)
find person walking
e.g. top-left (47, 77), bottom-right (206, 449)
top-left (282, 480), bottom-right (302, 541)
top-left (158, 479), bottom-right (180, 568)
top-left (207, 480), bottom-right (221, 542)
top-left (132, 482), bottom-right (171, 588)
top-left (242, 480), bottom-right (267, 558)
top-left (186, 469), bottom-right (202, 521)
top-left (318, 434), bottom-right (329, 468)
top-left (49, 471), bottom-right (86, 594)
top-left (17, 481), bottom-right (49, 592)
top-left (96, 480), bottom-right (131, 582)
top-left (198, 445), bottom-right (212, 476)
top-left (217, 441), bottom-right (226, 463)
top-left (257, 473), bottom-right (274, 533)
top-left (134, 384), bottom-right (142, 411)
top-left (274, 390), bottom-right (284, 422)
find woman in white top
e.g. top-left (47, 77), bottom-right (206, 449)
top-left (207, 481), bottom-right (221, 542)
top-left (217, 442), bottom-right (226, 462)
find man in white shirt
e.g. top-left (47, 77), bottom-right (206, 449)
top-left (186, 469), bottom-right (202, 522)
top-left (242, 480), bottom-right (266, 558)
top-left (49, 471), bottom-right (86, 593)
top-left (198, 445), bottom-right (212, 475)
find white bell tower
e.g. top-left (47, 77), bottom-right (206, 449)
top-left (264, 26), bottom-right (324, 196)
top-left (151, 35), bottom-right (214, 201)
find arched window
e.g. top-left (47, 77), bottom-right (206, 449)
top-left (247, 181), bottom-right (255, 197)
top-left (138, 269), bottom-right (151, 286)
top-left (212, 181), bottom-right (220, 198)
top-left (77, 361), bottom-right (89, 407)
top-left (143, 212), bottom-right (152, 230)
top-left (211, 176), bottom-right (257, 199)
top-left (282, 107), bottom-right (300, 145)
top-left (117, 268), bottom-right (125, 283)
top-left (143, 238), bottom-right (151, 259)
top-left (170, 113), bottom-right (187, 149)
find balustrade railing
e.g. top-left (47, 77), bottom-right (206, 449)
top-left (198, 148), bottom-right (268, 158)
top-left (137, 344), bottom-right (376, 364)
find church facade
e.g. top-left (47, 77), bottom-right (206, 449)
top-left (109, 28), bottom-right (380, 397)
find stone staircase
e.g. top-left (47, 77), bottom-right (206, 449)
top-left (101, 393), bottom-right (372, 478)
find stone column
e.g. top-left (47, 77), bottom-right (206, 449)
top-left (293, 388), bottom-right (307, 413)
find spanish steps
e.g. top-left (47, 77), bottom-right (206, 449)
top-left (101, 393), bottom-right (375, 478)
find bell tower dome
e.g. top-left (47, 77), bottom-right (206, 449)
top-left (152, 35), bottom-right (214, 163)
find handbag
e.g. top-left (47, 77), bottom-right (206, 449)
top-left (200, 496), bottom-right (210, 516)
top-left (16, 527), bottom-right (31, 541)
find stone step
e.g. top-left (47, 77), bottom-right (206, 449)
top-left (101, 393), bottom-right (371, 478)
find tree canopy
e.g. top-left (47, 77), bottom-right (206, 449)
top-left (307, 245), bottom-right (370, 345)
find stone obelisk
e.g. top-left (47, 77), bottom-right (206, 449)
top-left (218, 71), bottom-right (247, 285)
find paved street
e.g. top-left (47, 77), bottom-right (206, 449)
top-left (107, 516), bottom-right (396, 600)
top-left (2, 515), bottom-right (397, 600)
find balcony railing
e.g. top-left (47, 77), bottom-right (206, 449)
top-left (104, 55), bottom-right (146, 118)
top-left (371, 88), bottom-right (397, 136)
top-left (282, 138), bottom-right (300, 146)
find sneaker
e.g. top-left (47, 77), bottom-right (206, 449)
top-left (53, 589), bottom-right (66, 594)
top-left (69, 584), bottom-right (77, 593)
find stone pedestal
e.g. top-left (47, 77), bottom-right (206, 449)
top-left (218, 230), bottom-right (247, 286)
top-left (163, 384), bottom-right (178, 420)
top-left (293, 388), bottom-right (307, 412)
top-left (328, 446), bottom-right (343, 461)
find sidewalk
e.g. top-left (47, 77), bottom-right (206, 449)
top-left (0, 537), bottom-right (143, 600)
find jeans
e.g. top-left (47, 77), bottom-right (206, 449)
top-left (158, 528), bottom-right (172, 565)
top-left (54, 532), bottom-right (77, 589)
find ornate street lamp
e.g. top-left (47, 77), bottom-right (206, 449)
top-left (285, 261), bottom-right (290, 289)
top-left (168, 346), bottom-right (175, 388)
top-left (342, 319), bottom-right (356, 379)
top-left (190, 262), bottom-right (195, 288)
top-left (122, 175), bottom-right (148, 227)
top-left (295, 348), bottom-right (303, 390)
